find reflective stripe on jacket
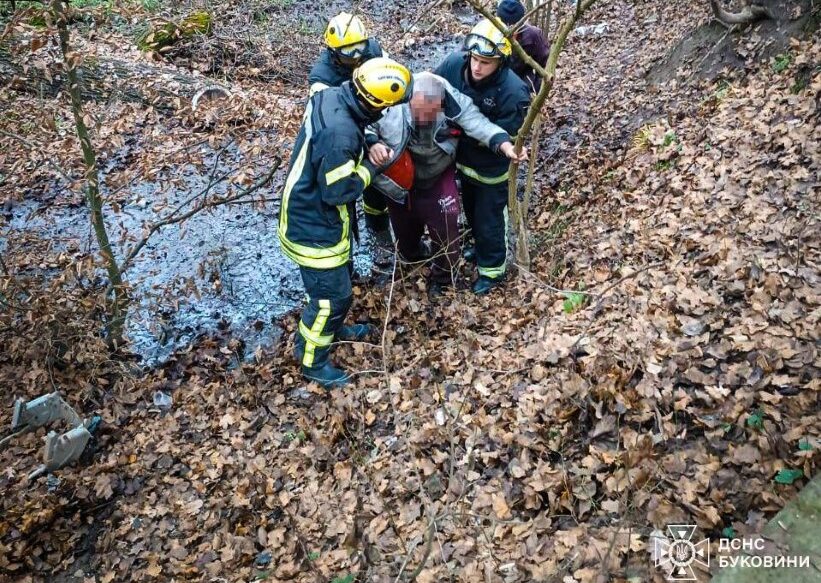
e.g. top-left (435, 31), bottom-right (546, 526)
top-left (278, 83), bottom-right (377, 269)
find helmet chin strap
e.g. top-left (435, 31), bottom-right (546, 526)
top-left (351, 90), bottom-right (384, 122)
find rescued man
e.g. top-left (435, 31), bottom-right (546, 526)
top-left (365, 72), bottom-right (527, 296)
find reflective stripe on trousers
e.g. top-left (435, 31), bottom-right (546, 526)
top-left (299, 300), bottom-right (332, 367)
top-left (295, 265), bottom-right (354, 369)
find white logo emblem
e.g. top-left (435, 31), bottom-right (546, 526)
top-left (438, 195), bottom-right (458, 214)
top-left (653, 525), bottom-right (710, 581)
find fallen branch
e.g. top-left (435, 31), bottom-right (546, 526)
top-left (394, 515), bottom-right (436, 582)
top-left (0, 41), bottom-right (217, 110)
top-left (381, 243), bottom-right (398, 381)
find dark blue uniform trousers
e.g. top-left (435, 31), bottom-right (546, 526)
top-left (460, 174), bottom-right (508, 279)
top-left (295, 264), bottom-right (353, 369)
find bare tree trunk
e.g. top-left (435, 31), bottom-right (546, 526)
top-left (522, 111), bottom-right (543, 237)
top-left (52, 0), bottom-right (127, 346)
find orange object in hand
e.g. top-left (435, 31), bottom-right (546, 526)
top-left (382, 149), bottom-right (415, 192)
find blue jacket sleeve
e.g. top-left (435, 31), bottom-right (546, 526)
top-left (434, 52), bottom-right (462, 81)
top-left (308, 51), bottom-right (329, 86)
top-left (365, 38), bottom-right (384, 59)
top-left (312, 130), bottom-right (375, 207)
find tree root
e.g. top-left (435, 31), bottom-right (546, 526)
top-left (710, 0), bottom-right (775, 27)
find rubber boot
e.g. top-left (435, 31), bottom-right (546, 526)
top-left (302, 362), bottom-right (350, 389)
top-left (463, 245), bottom-right (476, 263)
top-left (472, 275), bottom-right (505, 296)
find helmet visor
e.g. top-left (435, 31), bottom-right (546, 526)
top-left (337, 41), bottom-right (367, 58)
top-left (464, 33), bottom-right (502, 58)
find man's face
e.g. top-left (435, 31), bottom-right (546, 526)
top-left (410, 92), bottom-right (442, 126)
top-left (470, 54), bottom-right (501, 82)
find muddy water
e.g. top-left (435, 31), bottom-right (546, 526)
top-left (5, 146), bottom-right (382, 366)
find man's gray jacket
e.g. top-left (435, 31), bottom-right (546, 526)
top-left (366, 72), bottom-right (510, 203)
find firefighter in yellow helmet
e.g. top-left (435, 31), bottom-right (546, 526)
top-left (309, 12), bottom-right (393, 261)
top-left (279, 57), bottom-right (413, 389)
top-left (308, 13), bottom-right (384, 95)
top-left (435, 18), bottom-right (529, 295)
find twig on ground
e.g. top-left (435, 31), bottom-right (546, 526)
top-left (402, 516), bottom-right (437, 582)
top-left (381, 242), bottom-right (398, 382)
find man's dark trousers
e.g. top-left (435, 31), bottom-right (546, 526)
top-left (386, 165), bottom-right (461, 283)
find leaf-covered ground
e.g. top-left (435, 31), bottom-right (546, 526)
top-left (0, 1), bottom-right (819, 582)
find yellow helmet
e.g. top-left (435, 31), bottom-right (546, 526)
top-left (352, 57), bottom-right (413, 109)
top-left (324, 12), bottom-right (368, 50)
top-left (464, 18), bottom-right (511, 59)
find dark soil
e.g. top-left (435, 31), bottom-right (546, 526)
top-left (646, 0), bottom-right (818, 84)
